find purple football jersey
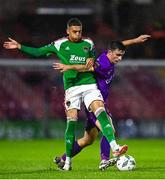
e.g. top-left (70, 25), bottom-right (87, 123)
top-left (94, 51), bottom-right (115, 102)
top-left (85, 51), bottom-right (115, 129)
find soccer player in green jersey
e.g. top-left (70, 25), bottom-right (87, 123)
top-left (4, 18), bottom-right (131, 171)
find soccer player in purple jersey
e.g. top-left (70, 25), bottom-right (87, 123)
top-left (53, 35), bottom-right (150, 170)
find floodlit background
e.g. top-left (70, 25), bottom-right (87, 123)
top-left (0, 0), bottom-right (165, 139)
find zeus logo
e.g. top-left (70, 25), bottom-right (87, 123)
top-left (70, 55), bottom-right (86, 62)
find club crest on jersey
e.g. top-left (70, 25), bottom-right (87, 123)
top-left (83, 46), bottom-right (89, 53)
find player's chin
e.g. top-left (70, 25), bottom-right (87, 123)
top-left (74, 37), bottom-right (81, 42)
top-left (114, 61), bottom-right (119, 64)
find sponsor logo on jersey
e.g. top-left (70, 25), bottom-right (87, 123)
top-left (70, 55), bottom-right (86, 62)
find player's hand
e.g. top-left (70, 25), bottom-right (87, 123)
top-left (135, 34), bottom-right (151, 43)
top-left (53, 63), bottom-right (69, 72)
top-left (85, 58), bottom-right (94, 69)
top-left (3, 38), bottom-right (21, 49)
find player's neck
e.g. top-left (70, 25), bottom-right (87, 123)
top-left (106, 53), bottom-right (113, 64)
top-left (68, 36), bottom-right (82, 42)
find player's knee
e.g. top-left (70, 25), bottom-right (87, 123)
top-left (66, 109), bottom-right (78, 120)
top-left (89, 100), bottom-right (104, 113)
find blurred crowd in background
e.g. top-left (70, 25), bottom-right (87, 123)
top-left (0, 66), bottom-right (165, 122)
top-left (0, 0), bottom-right (165, 59)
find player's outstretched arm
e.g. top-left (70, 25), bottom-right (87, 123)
top-left (3, 37), bottom-right (55, 57)
top-left (53, 58), bottom-right (94, 72)
top-left (122, 34), bottom-right (151, 46)
top-left (3, 38), bottom-right (21, 49)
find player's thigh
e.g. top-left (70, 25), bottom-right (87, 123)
top-left (83, 85), bottom-right (104, 111)
top-left (64, 86), bottom-right (82, 111)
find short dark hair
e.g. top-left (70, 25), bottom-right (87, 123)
top-left (67, 18), bottom-right (82, 28)
top-left (107, 41), bottom-right (126, 51)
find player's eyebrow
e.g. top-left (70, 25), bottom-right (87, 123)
top-left (73, 30), bottom-right (81, 33)
top-left (116, 53), bottom-right (124, 56)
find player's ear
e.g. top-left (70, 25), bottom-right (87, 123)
top-left (66, 28), bottom-right (69, 35)
top-left (108, 49), bottom-right (112, 54)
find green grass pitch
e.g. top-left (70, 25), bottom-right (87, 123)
top-left (0, 139), bottom-right (165, 179)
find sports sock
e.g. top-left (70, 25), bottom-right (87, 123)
top-left (61, 141), bottom-right (82, 161)
top-left (95, 108), bottom-right (115, 142)
top-left (100, 136), bottom-right (110, 160)
top-left (109, 140), bottom-right (119, 151)
top-left (65, 156), bottom-right (71, 165)
top-left (65, 120), bottom-right (77, 157)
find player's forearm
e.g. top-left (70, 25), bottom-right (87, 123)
top-left (68, 64), bottom-right (94, 72)
top-left (20, 45), bottom-right (47, 57)
top-left (122, 35), bottom-right (150, 46)
top-left (67, 64), bottom-right (86, 71)
top-left (122, 39), bottom-right (138, 46)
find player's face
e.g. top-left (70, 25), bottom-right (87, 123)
top-left (67, 26), bottom-right (82, 42)
top-left (107, 49), bottom-right (125, 64)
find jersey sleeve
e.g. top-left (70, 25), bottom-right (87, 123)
top-left (20, 44), bottom-right (57, 57)
top-left (20, 43), bottom-right (69, 64)
top-left (94, 58), bottom-right (103, 74)
top-left (89, 41), bottom-right (96, 60)
top-left (94, 57), bottom-right (107, 78)
top-left (90, 45), bottom-right (96, 59)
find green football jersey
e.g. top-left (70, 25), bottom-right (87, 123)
top-left (20, 37), bottom-right (96, 90)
